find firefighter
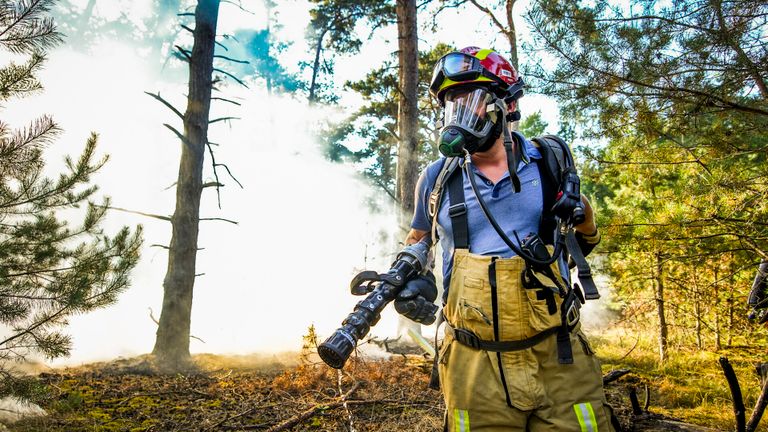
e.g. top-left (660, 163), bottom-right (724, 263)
top-left (395, 47), bottom-right (615, 431)
top-left (748, 260), bottom-right (768, 323)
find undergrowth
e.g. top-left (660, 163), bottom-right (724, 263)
top-left (591, 328), bottom-right (766, 431)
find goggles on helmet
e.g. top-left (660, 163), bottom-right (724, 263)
top-left (430, 52), bottom-right (522, 99)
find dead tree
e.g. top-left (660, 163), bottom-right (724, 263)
top-left (152, 0), bottom-right (221, 370)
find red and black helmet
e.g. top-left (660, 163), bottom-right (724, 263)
top-left (429, 46), bottom-right (524, 105)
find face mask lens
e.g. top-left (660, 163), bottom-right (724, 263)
top-left (443, 88), bottom-right (493, 133)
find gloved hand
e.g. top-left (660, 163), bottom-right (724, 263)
top-left (395, 271), bottom-right (439, 325)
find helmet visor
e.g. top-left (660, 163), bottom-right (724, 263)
top-left (443, 87), bottom-right (495, 134)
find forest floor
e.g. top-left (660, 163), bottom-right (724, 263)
top-left (3, 334), bottom-right (766, 431)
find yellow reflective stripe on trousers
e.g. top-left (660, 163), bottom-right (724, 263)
top-left (453, 409), bottom-right (470, 432)
top-left (573, 402), bottom-right (598, 432)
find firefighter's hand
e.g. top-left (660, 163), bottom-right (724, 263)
top-left (395, 271), bottom-right (438, 325)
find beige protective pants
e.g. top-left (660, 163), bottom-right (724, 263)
top-left (439, 249), bottom-right (614, 432)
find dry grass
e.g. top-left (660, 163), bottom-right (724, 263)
top-left (590, 328), bottom-right (767, 431)
top-left (5, 329), bottom-right (763, 431)
top-left (7, 353), bottom-right (443, 432)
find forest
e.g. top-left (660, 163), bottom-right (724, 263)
top-left (0, 0), bottom-right (767, 430)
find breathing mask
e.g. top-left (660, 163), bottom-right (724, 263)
top-left (437, 86), bottom-right (503, 157)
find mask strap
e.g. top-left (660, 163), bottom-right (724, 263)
top-left (500, 103), bottom-right (522, 193)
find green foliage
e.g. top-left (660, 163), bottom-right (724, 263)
top-left (527, 0), bottom-right (768, 356)
top-left (518, 110), bottom-right (548, 137)
top-left (0, 0), bottom-right (142, 400)
top-left (319, 43), bottom-right (453, 198)
top-left (304, 0), bottom-right (396, 103)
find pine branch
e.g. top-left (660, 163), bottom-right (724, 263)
top-left (213, 68), bottom-right (248, 88)
top-left (144, 91), bottom-right (184, 119)
top-left (0, 52), bottom-right (44, 100)
top-left (199, 217), bottom-right (238, 224)
top-left (174, 45), bottom-right (192, 62)
top-left (213, 54), bottom-right (249, 64)
top-left (100, 205), bottom-right (171, 222)
top-left (210, 96), bottom-right (241, 106)
top-left (209, 116), bottom-right (239, 124)
top-left (163, 123), bottom-right (189, 146)
top-left (214, 40), bottom-right (228, 51)
top-left (215, 163), bottom-right (243, 188)
top-left (0, 0), bottom-right (62, 54)
top-left (204, 142), bottom-right (223, 208)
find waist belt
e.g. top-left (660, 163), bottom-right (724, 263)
top-left (445, 323), bottom-right (560, 352)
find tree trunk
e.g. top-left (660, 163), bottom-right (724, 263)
top-left (655, 253), bottom-right (668, 363)
top-left (503, 0), bottom-right (518, 71)
top-left (715, 265), bottom-right (721, 351)
top-left (308, 27), bottom-right (327, 104)
top-left (153, 0), bottom-right (220, 370)
top-left (395, 0), bottom-right (419, 222)
top-left (695, 294), bottom-right (702, 349)
top-left (467, 0), bottom-right (520, 128)
top-left (395, 0), bottom-right (420, 338)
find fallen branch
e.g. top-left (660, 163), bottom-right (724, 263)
top-left (720, 356), bottom-right (747, 432)
top-left (747, 377), bottom-right (768, 432)
top-left (602, 368), bottom-right (631, 385)
top-left (264, 381), bottom-right (362, 432)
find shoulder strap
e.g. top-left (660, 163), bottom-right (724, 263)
top-left (533, 135), bottom-right (601, 300)
top-left (530, 134), bottom-right (573, 191)
top-left (446, 168), bottom-right (469, 249)
top-left (428, 157), bottom-right (460, 219)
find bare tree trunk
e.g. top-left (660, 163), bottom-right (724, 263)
top-left (715, 264), bottom-right (722, 351)
top-left (153, 0), bottom-right (220, 370)
top-left (655, 253), bottom-right (668, 363)
top-left (395, 0), bottom-right (419, 225)
top-left (308, 27), bottom-right (327, 104)
top-left (467, 0), bottom-right (520, 128)
top-left (395, 0), bottom-right (420, 338)
top-left (77, 0), bottom-right (96, 34)
top-left (693, 271), bottom-right (702, 349)
top-left (728, 258), bottom-right (735, 347)
top-left (695, 295), bottom-right (702, 349)
top-left (503, 0), bottom-right (518, 70)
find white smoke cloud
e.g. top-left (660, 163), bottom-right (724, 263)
top-left (3, 32), bottom-right (407, 365)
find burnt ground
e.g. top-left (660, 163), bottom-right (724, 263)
top-left (2, 352), bottom-right (725, 432)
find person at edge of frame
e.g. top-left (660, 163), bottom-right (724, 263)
top-left (393, 46), bottom-right (616, 431)
top-left (748, 259), bottom-right (768, 322)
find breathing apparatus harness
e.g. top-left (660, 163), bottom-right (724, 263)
top-left (427, 91), bottom-right (600, 379)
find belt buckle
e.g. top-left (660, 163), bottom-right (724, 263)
top-left (455, 328), bottom-right (480, 349)
top-left (565, 302), bottom-right (580, 327)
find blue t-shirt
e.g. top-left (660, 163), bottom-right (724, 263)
top-left (411, 136), bottom-right (566, 289)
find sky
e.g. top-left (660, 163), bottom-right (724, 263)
top-left (0, 0), bottom-right (607, 366)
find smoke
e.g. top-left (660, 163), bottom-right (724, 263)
top-left (3, 19), bottom-right (407, 364)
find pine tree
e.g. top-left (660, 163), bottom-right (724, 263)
top-left (526, 0), bottom-right (768, 357)
top-left (0, 0), bottom-right (142, 398)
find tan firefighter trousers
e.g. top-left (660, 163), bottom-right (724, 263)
top-left (438, 249), bottom-right (614, 432)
